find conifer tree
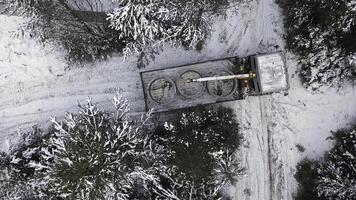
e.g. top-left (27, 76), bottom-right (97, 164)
top-left (295, 124), bottom-right (356, 200)
top-left (317, 128), bottom-right (356, 200)
top-left (278, 0), bottom-right (356, 89)
top-left (0, 127), bottom-right (46, 200)
top-left (152, 106), bottom-right (244, 199)
top-left (1, 96), bottom-right (244, 199)
top-left (107, 0), bottom-right (208, 68)
top-left (29, 93), bottom-right (178, 199)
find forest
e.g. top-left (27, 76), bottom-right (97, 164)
top-left (0, 0), bottom-right (355, 199)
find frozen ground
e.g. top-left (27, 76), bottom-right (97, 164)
top-left (1, 0), bottom-right (356, 200)
top-left (229, 56), bottom-right (356, 200)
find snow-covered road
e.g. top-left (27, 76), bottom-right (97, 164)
top-left (1, 0), bottom-right (356, 200)
top-left (0, 0), bottom-right (284, 146)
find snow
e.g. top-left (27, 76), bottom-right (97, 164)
top-left (227, 54), bottom-right (356, 200)
top-left (64, 0), bottom-right (116, 12)
top-left (255, 52), bottom-right (288, 93)
top-left (1, 0), bottom-right (356, 200)
top-left (0, 16), bottom-right (66, 85)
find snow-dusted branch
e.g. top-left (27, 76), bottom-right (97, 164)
top-left (107, 0), bottom-right (208, 65)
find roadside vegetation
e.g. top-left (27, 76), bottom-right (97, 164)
top-left (4, 0), bottom-right (237, 68)
top-left (152, 106), bottom-right (245, 199)
top-left (277, 0), bottom-right (356, 90)
top-left (0, 93), bottom-right (244, 199)
top-left (294, 124), bottom-right (356, 200)
top-left (4, 0), bottom-right (125, 63)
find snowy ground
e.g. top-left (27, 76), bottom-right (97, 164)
top-left (1, 0), bottom-right (356, 200)
top-left (230, 57), bottom-right (356, 200)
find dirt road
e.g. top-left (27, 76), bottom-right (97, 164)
top-left (3, 1), bottom-right (356, 200)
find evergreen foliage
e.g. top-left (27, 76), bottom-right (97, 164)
top-left (29, 94), bottom-right (174, 199)
top-left (4, 0), bottom-right (235, 67)
top-left (4, 0), bottom-right (126, 63)
top-left (317, 127), bottom-right (356, 200)
top-left (0, 127), bottom-right (48, 200)
top-left (107, 0), bottom-right (207, 67)
top-left (294, 124), bottom-right (356, 200)
top-left (277, 0), bottom-right (356, 89)
top-left (0, 93), bottom-right (171, 200)
top-left (0, 95), bottom-right (243, 200)
top-left (107, 0), bottom-right (232, 68)
top-left (152, 106), bottom-right (244, 199)
top-left (294, 159), bottom-right (324, 200)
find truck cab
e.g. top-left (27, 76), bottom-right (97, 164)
top-left (250, 52), bottom-right (289, 95)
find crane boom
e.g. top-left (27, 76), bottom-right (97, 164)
top-left (187, 72), bottom-right (256, 82)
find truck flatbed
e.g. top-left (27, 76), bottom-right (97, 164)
top-left (140, 52), bottom-right (288, 112)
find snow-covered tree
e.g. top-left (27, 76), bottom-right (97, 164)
top-left (107, 0), bottom-right (231, 68)
top-left (0, 127), bottom-right (47, 200)
top-left (5, 0), bottom-right (234, 66)
top-left (26, 93), bottom-right (182, 199)
top-left (317, 128), bottom-right (356, 200)
top-left (295, 124), bottom-right (356, 200)
top-left (4, 0), bottom-right (126, 63)
top-left (277, 0), bottom-right (356, 90)
top-left (294, 159), bottom-right (323, 200)
top-left (1, 95), bottom-right (244, 199)
top-left (0, 92), bottom-right (178, 199)
top-left (107, 0), bottom-right (207, 67)
top-left (152, 106), bottom-right (244, 199)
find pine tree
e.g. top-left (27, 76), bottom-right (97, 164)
top-left (26, 93), bottom-right (180, 199)
top-left (152, 106), bottom-right (244, 199)
top-left (277, 0), bottom-right (356, 89)
top-left (3, 0), bottom-right (126, 63)
top-left (107, 0), bottom-right (234, 68)
top-left (107, 0), bottom-right (208, 68)
top-left (1, 95), bottom-right (244, 199)
top-left (0, 127), bottom-right (46, 200)
top-left (295, 124), bottom-right (356, 200)
top-left (317, 128), bottom-right (356, 200)
top-left (294, 159), bottom-right (324, 200)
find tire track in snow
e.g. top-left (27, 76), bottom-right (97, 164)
top-left (0, 1), bottom-right (290, 198)
top-left (258, 96), bottom-right (274, 200)
top-left (227, 0), bottom-right (287, 199)
top-left (230, 96), bottom-right (271, 200)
